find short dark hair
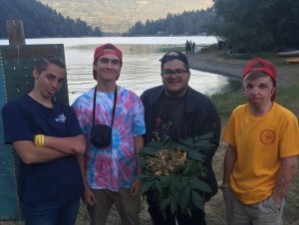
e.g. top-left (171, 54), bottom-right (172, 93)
top-left (35, 56), bottom-right (66, 74)
top-left (160, 51), bottom-right (189, 71)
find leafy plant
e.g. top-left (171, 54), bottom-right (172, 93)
top-left (139, 133), bottom-right (215, 216)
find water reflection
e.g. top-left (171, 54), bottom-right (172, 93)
top-left (65, 44), bottom-right (241, 103)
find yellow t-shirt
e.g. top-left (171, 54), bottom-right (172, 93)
top-left (223, 102), bottom-right (299, 204)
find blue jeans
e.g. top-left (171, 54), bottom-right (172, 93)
top-left (24, 198), bottom-right (80, 225)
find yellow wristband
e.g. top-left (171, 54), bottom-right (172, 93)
top-left (34, 134), bottom-right (45, 147)
top-left (35, 135), bottom-right (40, 146)
top-left (41, 134), bottom-right (45, 146)
top-left (34, 135), bottom-right (39, 146)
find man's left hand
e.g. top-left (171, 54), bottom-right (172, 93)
top-left (129, 179), bottom-right (141, 196)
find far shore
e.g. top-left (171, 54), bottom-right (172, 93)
top-left (186, 49), bottom-right (299, 88)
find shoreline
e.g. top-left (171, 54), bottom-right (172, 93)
top-left (186, 50), bottom-right (299, 87)
top-left (187, 50), bottom-right (244, 81)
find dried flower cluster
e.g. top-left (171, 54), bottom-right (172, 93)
top-left (146, 148), bottom-right (188, 176)
top-left (140, 117), bottom-right (216, 215)
top-left (139, 133), bottom-right (216, 215)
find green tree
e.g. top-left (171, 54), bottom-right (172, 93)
top-left (125, 9), bottom-right (222, 36)
top-left (212, 0), bottom-right (299, 51)
top-left (0, 0), bottom-right (102, 38)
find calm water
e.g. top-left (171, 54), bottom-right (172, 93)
top-left (0, 36), bottom-right (241, 103)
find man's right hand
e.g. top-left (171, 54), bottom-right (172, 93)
top-left (82, 187), bottom-right (97, 206)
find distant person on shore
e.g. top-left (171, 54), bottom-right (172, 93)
top-left (222, 58), bottom-right (299, 225)
top-left (140, 51), bottom-right (221, 225)
top-left (185, 40), bottom-right (190, 54)
top-left (72, 43), bottom-right (145, 225)
top-left (2, 56), bottom-right (86, 225)
top-left (192, 41), bottom-right (196, 54)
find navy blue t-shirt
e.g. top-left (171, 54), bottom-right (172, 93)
top-left (2, 95), bottom-right (84, 204)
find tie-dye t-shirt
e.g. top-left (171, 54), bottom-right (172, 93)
top-left (72, 86), bottom-right (145, 191)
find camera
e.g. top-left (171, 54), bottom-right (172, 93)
top-left (91, 124), bottom-right (112, 147)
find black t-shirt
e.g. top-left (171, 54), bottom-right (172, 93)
top-left (157, 94), bottom-right (186, 141)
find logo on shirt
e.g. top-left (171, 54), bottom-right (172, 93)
top-left (260, 129), bottom-right (275, 144)
top-left (55, 114), bottom-right (66, 123)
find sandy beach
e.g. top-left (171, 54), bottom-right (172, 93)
top-left (187, 49), bottom-right (299, 87)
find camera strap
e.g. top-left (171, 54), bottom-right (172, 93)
top-left (92, 86), bottom-right (117, 127)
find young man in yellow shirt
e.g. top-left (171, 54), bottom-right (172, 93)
top-left (222, 58), bottom-right (299, 225)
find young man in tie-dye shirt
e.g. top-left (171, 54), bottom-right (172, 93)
top-left (72, 43), bottom-right (145, 225)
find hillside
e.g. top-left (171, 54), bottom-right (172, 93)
top-left (37, 0), bottom-right (213, 33)
top-left (0, 0), bottom-right (102, 38)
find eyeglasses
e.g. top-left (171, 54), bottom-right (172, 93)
top-left (162, 69), bottom-right (188, 77)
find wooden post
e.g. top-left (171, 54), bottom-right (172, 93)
top-left (6, 20), bottom-right (26, 45)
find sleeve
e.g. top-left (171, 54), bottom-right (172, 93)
top-left (199, 99), bottom-right (221, 160)
top-left (132, 96), bottom-right (146, 136)
top-left (2, 101), bottom-right (33, 144)
top-left (71, 96), bottom-right (94, 146)
top-left (222, 110), bottom-right (236, 147)
top-left (279, 112), bottom-right (299, 157)
top-left (206, 100), bottom-right (221, 148)
top-left (71, 97), bottom-right (88, 134)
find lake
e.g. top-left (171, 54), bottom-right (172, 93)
top-left (0, 36), bottom-right (241, 103)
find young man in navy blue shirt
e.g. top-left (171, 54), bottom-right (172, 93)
top-left (2, 56), bottom-right (86, 225)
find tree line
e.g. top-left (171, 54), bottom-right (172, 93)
top-left (212, 0), bottom-right (299, 52)
top-left (124, 8), bottom-right (222, 36)
top-left (126, 0), bottom-right (299, 52)
top-left (0, 0), bottom-right (102, 39)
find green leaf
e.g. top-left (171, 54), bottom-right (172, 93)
top-left (160, 197), bottom-right (171, 212)
top-left (195, 133), bottom-right (214, 141)
top-left (179, 185), bottom-right (191, 210)
top-left (170, 198), bottom-right (178, 215)
top-left (190, 179), bottom-right (212, 193)
top-left (169, 174), bottom-right (177, 194)
top-left (192, 140), bottom-right (214, 148)
top-left (141, 146), bottom-right (156, 154)
top-left (187, 151), bottom-right (204, 161)
top-left (192, 190), bottom-right (204, 211)
top-left (154, 179), bottom-right (162, 193)
top-left (182, 161), bottom-right (202, 176)
top-left (159, 176), bottom-right (170, 189)
top-left (179, 138), bottom-right (193, 146)
top-left (178, 133), bottom-right (214, 146)
top-left (139, 177), bottom-right (158, 194)
top-left (138, 174), bottom-right (154, 180)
